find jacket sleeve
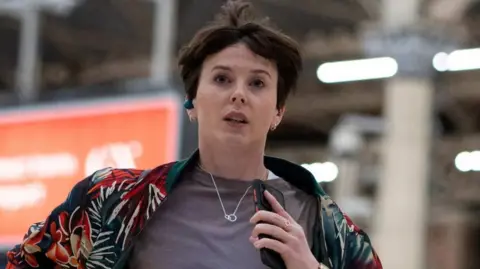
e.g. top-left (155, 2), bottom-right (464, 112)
top-left (6, 168), bottom-right (113, 269)
top-left (342, 214), bottom-right (383, 269)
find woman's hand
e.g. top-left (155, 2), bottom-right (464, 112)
top-left (249, 190), bottom-right (321, 269)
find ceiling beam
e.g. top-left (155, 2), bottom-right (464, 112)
top-left (443, 80), bottom-right (480, 101)
top-left (426, 0), bottom-right (473, 23)
top-left (258, 0), bottom-right (369, 23)
top-left (42, 17), bottom-right (149, 53)
top-left (75, 58), bottom-right (151, 85)
top-left (302, 31), bottom-right (362, 58)
top-left (287, 89), bottom-right (382, 120)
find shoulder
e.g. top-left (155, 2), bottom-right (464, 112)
top-left (88, 167), bottom-right (148, 185)
top-left (79, 163), bottom-right (176, 216)
top-left (85, 162), bottom-right (176, 194)
top-left (83, 162), bottom-right (179, 206)
top-left (85, 167), bottom-right (148, 193)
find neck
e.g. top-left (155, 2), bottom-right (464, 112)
top-left (198, 140), bottom-right (267, 181)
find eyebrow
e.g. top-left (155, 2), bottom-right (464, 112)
top-left (211, 65), bottom-right (271, 78)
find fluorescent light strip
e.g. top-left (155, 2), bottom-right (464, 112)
top-left (317, 57), bottom-right (398, 84)
top-left (317, 47), bottom-right (480, 84)
top-left (433, 48), bottom-right (480, 72)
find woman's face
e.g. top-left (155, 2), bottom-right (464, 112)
top-left (188, 43), bottom-right (284, 147)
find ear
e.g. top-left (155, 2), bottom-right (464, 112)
top-left (186, 98), bottom-right (197, 121)
top-left (271, 106), bottom-right (285, 130)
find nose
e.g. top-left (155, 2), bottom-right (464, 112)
top-left (231, 96), bottom-right (246, 104)
top-left (230, 83), bottom-right (247, 105)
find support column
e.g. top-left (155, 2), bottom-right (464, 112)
top-left (382, 0), bottom-right (421, 28)
top-left (375, 77), bottom-right (433, 269)
top-left (15, 5), bottom-right (41, 103)
top-left (361, 1), bottom-right (459, 268)
top-left (150, 0), bottom-right (177, 86)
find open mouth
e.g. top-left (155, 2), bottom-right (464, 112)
top-left (224, 111), bottom-right (249, 125)
top-left (224, 117), bottom-right (248, 124)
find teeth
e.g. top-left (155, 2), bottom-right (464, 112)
top-left (228, 118), bottom-right (245, 123)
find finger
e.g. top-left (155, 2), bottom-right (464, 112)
top-left (264, 190), bottom-right (294, 221)
top-left (251, 223), bottom-right (295, 243)
top-left (250, 210), bottom-right (290, 229)
top-left (253, 237), bottom-right (289, 257)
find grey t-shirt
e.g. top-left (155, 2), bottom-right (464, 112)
top-left (129, 166), bottom-right (318, 269)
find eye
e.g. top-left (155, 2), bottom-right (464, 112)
top-left (250, 79), bottom-right (265, 88)
top-left (214, 74), bottom-right (230, 84)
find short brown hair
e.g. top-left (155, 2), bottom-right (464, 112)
top-left (177, 0), bottom-right (302, 109)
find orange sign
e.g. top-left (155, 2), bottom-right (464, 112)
top-left (0, 94), bottom-right (182, 245)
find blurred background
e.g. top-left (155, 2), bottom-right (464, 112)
top-left (0, 0), bottom-right (479, 268)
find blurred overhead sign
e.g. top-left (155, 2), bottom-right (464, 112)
top-left (0, 93), bottom-right (182, 245)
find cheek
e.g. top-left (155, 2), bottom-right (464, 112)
top-left (196, 76), bottom-right (225, 102)
top-left (195, 84), bottom-right (214, 109)
top-left (256, 108), bottom-right (277, 128)
top-left (195, 94), bottom-right (222, 121)
top-left (260, 92), bottom-right (278, 121)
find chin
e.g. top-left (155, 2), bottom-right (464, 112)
top-left (220, 132), bottom-right (251, 146)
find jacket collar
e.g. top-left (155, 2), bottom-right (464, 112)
top-left (165, 149), bottom-right (325, 197)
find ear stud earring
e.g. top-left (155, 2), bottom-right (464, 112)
top-left (184, 99), bottom-right (194, 109)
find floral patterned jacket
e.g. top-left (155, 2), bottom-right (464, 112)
top-left (6, 151), bottom-right (382, 269)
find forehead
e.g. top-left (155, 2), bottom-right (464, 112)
top-left (203, 43), bottom-right (276, 72)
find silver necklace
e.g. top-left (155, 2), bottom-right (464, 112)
top-left (199, 164), bottom-right (267, 222)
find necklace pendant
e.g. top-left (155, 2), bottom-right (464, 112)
top-left (225, 214), bottom-right (237, 222)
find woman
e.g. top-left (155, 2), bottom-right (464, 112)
top-left (6, 1), bottom-right (382, 269)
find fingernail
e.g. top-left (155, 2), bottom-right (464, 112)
top-left (254, 241), bottom-right (261, 248)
